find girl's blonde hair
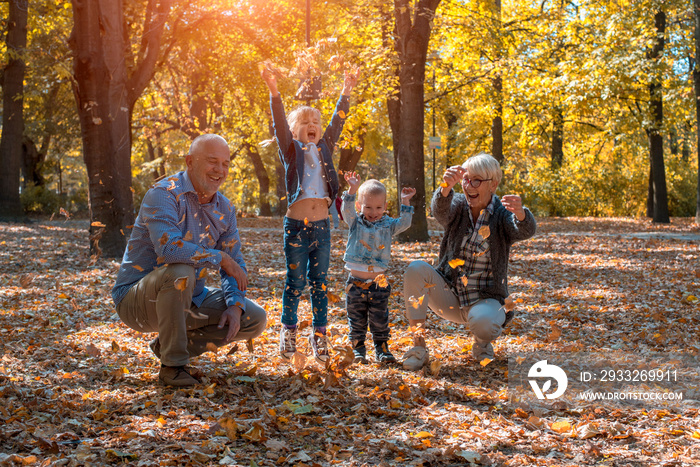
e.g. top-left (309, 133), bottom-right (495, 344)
top-left (287, 106), bottom-right (322, 137)
top-left (462, 152), bottom-right (503, 186)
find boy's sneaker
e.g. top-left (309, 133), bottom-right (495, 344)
top-left (309, 330), bottom-right (330, 365)
top-left (279, 325), bottom-right (297, 360)
top-left (352, 341), bottom-right (368, 364)
top-left (375, 341), bottom-right (397, 363)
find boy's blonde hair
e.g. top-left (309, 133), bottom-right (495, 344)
top-left (462, 152), bottom-right (503, 186)
top-left (287, 106), bottom-right (322, 136)
top-left (357, 179), bottom-right (387, 201)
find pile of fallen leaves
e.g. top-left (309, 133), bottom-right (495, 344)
top-left (1, 217), bottom-right (698, 466)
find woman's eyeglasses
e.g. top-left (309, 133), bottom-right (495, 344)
top-left (462, 178), bottom-right (492, 188)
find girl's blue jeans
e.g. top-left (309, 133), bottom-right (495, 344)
top-left (281, 217), bottom-right (331, 327)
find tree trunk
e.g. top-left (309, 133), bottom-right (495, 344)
top-left (389, 0), bottom-right (441, 243)
top-left (646, 10), bottom-right (669, 223)
top-left (337, 132), bottom-right (365, 193)
top-left (0, 0), bottom-right (28, 220)
top-left (244, 143), bottom-right (272, 216)
top-left (551, 106), bottom-right (564, 169)
top-left (694, 0), bottom-right (700, 224)
top-left (444, 110), bottom-right (458, 168)
top-left (21, 137), bottom-right (46, 189)
top-left (490, 0), bottom-right (503, 163)
top-left (69, 0), bottom-right (172, 258)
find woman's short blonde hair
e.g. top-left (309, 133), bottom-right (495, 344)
top-left (462, 152), bottom-right (502, 186)
top-left (287, 106), bottom-right (322, 137)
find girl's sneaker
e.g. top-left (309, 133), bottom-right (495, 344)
top-left (279, 325), bottom-right (297, 360)
top-left (309, 330), bottom-right (330, 365)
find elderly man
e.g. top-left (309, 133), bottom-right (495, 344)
top-left (112, 134), bottom-right (267, 386)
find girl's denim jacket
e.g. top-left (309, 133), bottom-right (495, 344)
top-left (270, 94), bottom-right (347, 205)
top-left (341, 191), bottom-right (414, 270)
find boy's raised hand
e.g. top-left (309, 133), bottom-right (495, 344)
top-left (344, 171), bottom-right (361, 194)
top-left (401, 186), bottom-right (416, 205)
top-left (342, 67), bottom-right (360, 96)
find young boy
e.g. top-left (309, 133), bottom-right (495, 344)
top-left (341, 172), bottom-right (415, 363)
top-left (261, 66), bottom-right (359, 365)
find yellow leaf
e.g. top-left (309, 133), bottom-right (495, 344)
top-left (551, 420), bottom-right (572, 434)
top-left (132, 264), bottom-right (144, 272)
top-left (480, 358), bottom-right (492, 367)
top-left (460, 276), bottom-right (468, 286)
top-left (174, 276), bottom-right (188, 291)
top-left (156, 417), bottom-right (166, 427)
top-left (478, 225), bottom-right (490, 239)
top-left (448, 258), bottom-right (465, 269)
top-left (328, 292), bottom-right (341, 304)
top-left (374, 274), bottom-right (388, 288)
top-left (338, 110), bottom-right (346, 119)
top-left (414, 431), bottom-right (433, 439)
top-left (692, 431), bottom-right (700, 439)
top-left (304, 217), bottom-right (309, 225)
top-left (440, 182), bottom-right (448, 188)
top-left (91, 221), bottom-right (106, 228)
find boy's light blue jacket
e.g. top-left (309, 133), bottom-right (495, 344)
top-left (341, 191), bottom-right (414, 270)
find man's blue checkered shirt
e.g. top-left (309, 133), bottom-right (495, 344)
top-left (112, 170), bottom-right (246, 310)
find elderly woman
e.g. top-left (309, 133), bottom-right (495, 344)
top-left (402, 153), bottom-right (536, 370)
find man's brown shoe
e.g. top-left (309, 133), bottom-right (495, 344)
top-left (159, 365), bottom-right (199, 387)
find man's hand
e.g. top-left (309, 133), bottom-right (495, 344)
top-left (440, 165), bottom-right (467, 197)
top-left (344, 171), bottom-right (361, 194)
top-left (501, 194), bottom-right (526, 221)
top-left (400, 186), bottom-right (416, 205)
top-left (220, 251), bottom-right (248, 291)
top-left (342, 67), bottom-right (360, 96)
top-left (218, 305), bottom-right (242, 342)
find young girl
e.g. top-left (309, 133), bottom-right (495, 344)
top-left (262, 66), bottom-right (359, 364)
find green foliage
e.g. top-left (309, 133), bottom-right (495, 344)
top-left (20, 183), bottom-right (87, 215)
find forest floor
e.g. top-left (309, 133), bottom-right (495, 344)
top-left (1, 216), bottom-right (699, 466)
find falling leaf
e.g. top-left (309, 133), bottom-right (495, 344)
top-left (428, 359), bottom-right (442, 376)
top-left (480, 358), bottom-right (492, 367)
top-left (478, 225), bottom-right (490, 239)
top-left (328, 292), bottom-right (341, 304)
top-left (460, 276), bottom-right (468, 286)
top-left (246, 339), bottom-right (254, 353)
top-left (377, 244), bottom-right (386, 250)
top-left (359, 239), bottom-right (372, 251)
top-left (448, 258), bottom-right (465, 268)
top-left (303, 217), bottom-right (309, 225)
top-left (191, 252), bottom-right (213, 261)
top-left (111, 340), bottom-right (120, 352)
top-left (292, 351), bottom-right (307, 372)
top-left (289, 263), bottom-right (298, 270)
top-left (504, 296), bottom-right (515, 311)
top-left (183, 231), bottom-right (193, 241)
top-left (338, 110), bottom-right (346, 119)
top-left (440, 182), bottom-right (448, 188)
top-left (174, 276), bottom-right (189, 291)
top-left (159, 233), bottom-right (168, 245)
top-left (222, 238), bottom-right (238, 249)
top-left (91, 221), bottom-right (106, 228)
top-left (132, 264), bottom-right (144, 272)
top-left (414, 431), bottom-right (433, 439)
top-left (374, 274), bottom-right (388, 288)
top-left (205, 342), bottom-right (218, 353)
top-left (408, 295), bottom-right (425, 309)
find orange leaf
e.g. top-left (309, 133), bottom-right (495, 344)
top-left (159, 233), bottom-right (169, 245)
top-left (359, 239), bottom-right (372, 251)
top-left (448, 258), bottom-right (465, 269)
top-left (174, 276), bottom-right (189, 291)
top-left (478, 225), bottom-right (490, 239)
